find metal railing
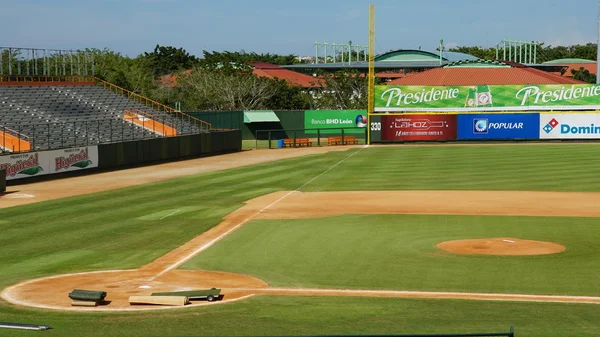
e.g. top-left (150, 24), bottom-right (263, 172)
top-left (0, 118), bottom-right (206, 155)
top-left (0, 124), bottom-right (31, 153)
top-left (123, 109), bottom-right (177, 136)
top-left (0, 75), bottom-right (94, 84)
top-left (93, 77), bottom-right (213, 132)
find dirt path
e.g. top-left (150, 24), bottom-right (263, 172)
top-left (0, 146), bottom-right (354, 209)
top-left (3, 190), bottom-right (600, 311)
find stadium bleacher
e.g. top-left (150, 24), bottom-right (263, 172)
top-left (0, 84), bottom-right (205, 152)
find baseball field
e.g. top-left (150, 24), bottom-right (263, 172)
top-left (1, 143), bottom-right (599, 337)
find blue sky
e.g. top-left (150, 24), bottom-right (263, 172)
top-left (2, 0), bottom-right (598, 57)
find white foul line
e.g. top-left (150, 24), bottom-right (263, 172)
top-left (152, 146), bottom-right (368, 278)
top-left (160, 209), bottom-right (180, 220)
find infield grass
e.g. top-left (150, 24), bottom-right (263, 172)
top-left (1, 144), bottom-right (600, 336)
top-left (185, 214), bottom-right (600, 296)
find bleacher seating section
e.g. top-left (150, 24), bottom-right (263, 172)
top-left (0, 85), bottom-right (204, 152)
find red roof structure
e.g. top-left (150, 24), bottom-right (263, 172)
top-left (160, 63), bottom-right (321, 88)
top-left (249, 62), bottom-right (321, 87)
top-left (387, 61), bottom-right (587, 86)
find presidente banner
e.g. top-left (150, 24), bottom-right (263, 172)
top-left (457, 114), bottom-right (540, 140)
top-left (374, 84), bottom-right (600, 112)
top-left (304, 110), bottom-right (367, 134)
top-left (0, 146), bottom-right (98, 180)
top-left (381, 114), bottom-right (457, 141)
top-left (540, 114), bottom-right (600, 139)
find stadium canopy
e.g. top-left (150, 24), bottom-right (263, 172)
top-left (282, 49), bottom-right (479, 73)
top-left (243, 110), bottom-right (280, 123)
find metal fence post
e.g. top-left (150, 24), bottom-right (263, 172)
top-left (317, 129), bottom-right (321, 146)
top-left (341, 128), bottom-right (345, 144)
top-left (268, 131), bottom-right (272, 149)
top-left (293, 130), bottom-right (297, 147)
top-left (32, 124), bottom-right (35, 151)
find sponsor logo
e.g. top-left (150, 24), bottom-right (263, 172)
top-left (55, 148), bottom-right (92, 172)
top-left (516, 85), bottom-right (600, 106)
top-left (381, 87), bottom-right (460, 107)
top-left (310, 119), bottom-right (353, 125)
top-left (0, 153), bottom-right (43, 177)
top-left (355, 115), bottom-right (367, 128)
top-left (543, 117), bottom-right (600, 135)
top-left (543, 118), bottom-right (560, 134)
top-left (473, 119), bottom-right (488, 134)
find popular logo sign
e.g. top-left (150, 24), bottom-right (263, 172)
top-left (541, 114), bottom-right (600, 139)
top-left (457, 114), bottom-right (539, 140)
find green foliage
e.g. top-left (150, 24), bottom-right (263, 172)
top-left (141, 44), bottom-right (200, 77)
top-left (200, 50), bottom-right (298, 66)
top-left (571, 67), bottom-right (597, 83)
top-left (447, 46), bottom-right (498, 60)
top-left (311, 70), bottom-right (383, 110)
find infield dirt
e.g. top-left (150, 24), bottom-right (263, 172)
top-left (3, 190), bottom-right (600, 311)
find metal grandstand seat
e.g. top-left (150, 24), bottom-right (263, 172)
top-left (0, 83), bottom-right (204, 152)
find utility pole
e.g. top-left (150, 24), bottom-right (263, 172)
top-left (597, 0), bottom-right (600, 83)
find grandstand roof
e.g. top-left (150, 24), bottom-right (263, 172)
top-left (386, 66), bottom-right (587, 86)
top-left (540, 59), bottom-right (597, 77)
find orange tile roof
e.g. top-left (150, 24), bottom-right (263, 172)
top-left (560, 63), bottom-right (597, 76)
top-left (249, 62), bottom-right (321, 87)
top-left (387, 67), bottom-right (587, 86)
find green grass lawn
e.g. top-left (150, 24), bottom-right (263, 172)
top-left (1, 144), bottom-right (600, 336)
top-left (0, 296), bottom-right (598, 337)
top-left (184, 214), bottom-right (600, 296)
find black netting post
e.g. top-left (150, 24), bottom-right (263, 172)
top-left (268, 131), bottom-right (272, 149)
top-left (317, 129), bottom-right (321, 146)
top-left (341, 128), bottom-right (345, 145)
top-left (293, 130), bottom-right (297, 147)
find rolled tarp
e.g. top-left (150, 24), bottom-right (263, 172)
top-left (68, 289), bottom-right (107, 302)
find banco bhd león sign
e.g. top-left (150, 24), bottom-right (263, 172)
top-left (374, 84), bottom-right (600, 112)
top-left (304, 110), bottom-right (366, 134)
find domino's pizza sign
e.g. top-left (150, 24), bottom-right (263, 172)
top-left (541, 114), bottom-right (600, 139)
top-left (457, 114), bottom-right (540, 139)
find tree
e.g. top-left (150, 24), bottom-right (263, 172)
top-left (200, 50), bottom-right (298, 67)
top-left (310, 70), bottom-right (372, 110)
top-left (141, 45), bottom-right (200, 77)
top-left (571, 67), bottom-right (597, 83)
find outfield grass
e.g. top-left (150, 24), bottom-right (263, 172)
top-left (1, 144), bottom-right (599, 336)
top-left (184, 214), bottom-right (600, 296)
top-left (0, 297), bottom-right (598, 337)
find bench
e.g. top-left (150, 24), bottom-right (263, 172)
top-left (327, 136), bottom-right (359, 146)
top-left (283, 138), bottom-right (312, 147)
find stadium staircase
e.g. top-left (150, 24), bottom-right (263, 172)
top-left (0, 76), bottom-right (211, 153)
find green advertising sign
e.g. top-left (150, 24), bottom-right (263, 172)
top-left (304, 110), bottom-right (367, 134)
top-left (374, 84), bottom-right (600, 111)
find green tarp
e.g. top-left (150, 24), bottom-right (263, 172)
top-left (68, 289), bottom-right (107, 302)
top-left (243, 110), bottom-right (280, 123)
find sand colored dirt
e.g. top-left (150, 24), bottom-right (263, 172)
top-left (436, 238), bottom-right (566, 256)
top-left (3, 189), bottom-right (600, 311)
top-left (0, 146), bottom-right (353, 210)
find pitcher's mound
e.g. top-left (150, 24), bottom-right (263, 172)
top-left (436, 238), bottom-right (565, 256)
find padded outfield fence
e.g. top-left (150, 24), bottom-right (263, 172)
top-left (254, 127), bottom-right (367, 149)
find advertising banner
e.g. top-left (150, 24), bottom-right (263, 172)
top-left (374, 84), bottom-right (600, 112)
top-left (48, 146), bottom-right (98, 174)
top-left (0, 146), bottom-right (98, 180)
top-left (381, 115), bottom-right (457, 141)
top-left (0, 152), bottom-right (48, 180)
top-left (304, 110), bottom-right (367, 134)
top-left (540, 114), bottom-right (600, 139)
top-left (457, 114), bottom-right (540, 140)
